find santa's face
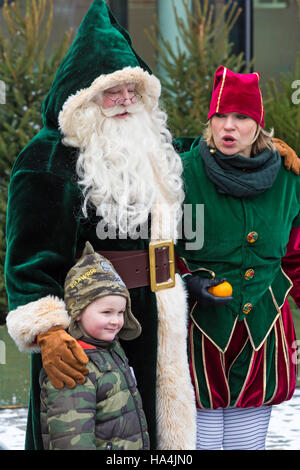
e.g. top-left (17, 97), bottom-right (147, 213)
top-left (62, 82), bottom-right (184, 236)
top-left (101, 83), bottom-right (139, 119)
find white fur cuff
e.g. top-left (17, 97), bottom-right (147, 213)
top-left (6, 295), bottom-right (70, 352)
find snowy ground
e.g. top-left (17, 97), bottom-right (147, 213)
top-left (266, 387), bottom-right (300, 450)
top-left (1, 389), bottom-right (300, 450)
top-left (0, 407), bottom-right (27, 450)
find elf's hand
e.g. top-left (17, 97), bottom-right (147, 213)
top-left (186, 275), bottom-right (233, 307)
top-left (273, 138), bottom-right (300, 175)
top-left (37, 326), bottom-right (89, 389)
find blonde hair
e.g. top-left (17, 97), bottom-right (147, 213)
top-left (203, 119), bottom-right (276, 156)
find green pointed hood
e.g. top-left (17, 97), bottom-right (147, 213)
top-left (42, 0), bottom-right (160, 132)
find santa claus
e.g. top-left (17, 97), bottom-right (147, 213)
top-left (6, 0), bottom-right (298, 452)
top-left (5, 0), bottom-right (196, 450)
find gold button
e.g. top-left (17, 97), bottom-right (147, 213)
top-left (247, 232), bottom-right (258, 244)
top-left (243, 303), bottom-right (252, 315)
top-left (244, 269), bottom-right (255, 280)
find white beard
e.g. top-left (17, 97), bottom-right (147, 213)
top-left (62, 100), bottom-right (184, 237)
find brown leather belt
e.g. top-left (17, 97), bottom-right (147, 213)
top-left (76, 242), bottom-right (176, 291)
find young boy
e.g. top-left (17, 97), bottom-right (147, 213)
top-left (39, 242), bottom-right (150, 450)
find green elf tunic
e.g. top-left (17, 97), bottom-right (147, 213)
top-left (175, 137), bottom-right (300, 410)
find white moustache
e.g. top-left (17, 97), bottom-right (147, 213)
top-left (100, 101), bottom-right (144, 118)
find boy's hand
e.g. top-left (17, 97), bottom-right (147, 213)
top-left (37, 326), bottom-right (89, 389)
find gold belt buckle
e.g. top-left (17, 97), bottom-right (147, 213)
top-left (149, 239), bottom-right (175, 292)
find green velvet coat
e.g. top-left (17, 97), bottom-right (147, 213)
top-left (5, 132), bottom-right (159, 449)
top-left (174, 137), bottom-right (300, 408)
top-left (5, 1), bottom-right (196, 451)
top-left (4, 0), bottom-right (157, 450)
top-left (175, 137), bottom-right (300, 351)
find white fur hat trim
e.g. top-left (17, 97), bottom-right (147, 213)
top-left (58, 66), bottom-right (161, 137)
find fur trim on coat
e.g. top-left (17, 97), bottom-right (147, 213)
top-left (6, 295), bottom-right (70, 352)
top-left (151, 198), bottom-right (197, 450)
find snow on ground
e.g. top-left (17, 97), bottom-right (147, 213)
top-left (0, 407), bottom-right (27, 450)
top-left (1, 388), bottom-right (300, 450)
top-left (266, 387), bottom-right (300, 450)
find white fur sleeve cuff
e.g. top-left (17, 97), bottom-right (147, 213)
top-left (6, 295), bottom-right (71, 352)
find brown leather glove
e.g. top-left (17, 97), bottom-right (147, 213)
top-left (273, 137), bottom-right (300, 175)
top-left (37, 326), bottom-right (89, 389)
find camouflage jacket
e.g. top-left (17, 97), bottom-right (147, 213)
top-left (39, 339), bottom-right (150, 450)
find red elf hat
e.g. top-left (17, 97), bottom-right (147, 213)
top-left (207, 65), bottom-right (265, 128)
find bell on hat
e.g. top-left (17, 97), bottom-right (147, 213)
top-left (207, 65), bottom-right (265, 128)
top-left (64, 241), bottom-right (142, 341)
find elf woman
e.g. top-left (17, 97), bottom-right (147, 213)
top-left (175, 65), bottom-right (300, 450)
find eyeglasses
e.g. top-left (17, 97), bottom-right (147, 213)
top-left (103, 93), bottom-right (142, 106)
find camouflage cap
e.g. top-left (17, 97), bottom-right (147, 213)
top-left (64, 241), bottom-right (141, 340)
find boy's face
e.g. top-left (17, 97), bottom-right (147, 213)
top-left (77, 295), bottom-right (126, 341)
